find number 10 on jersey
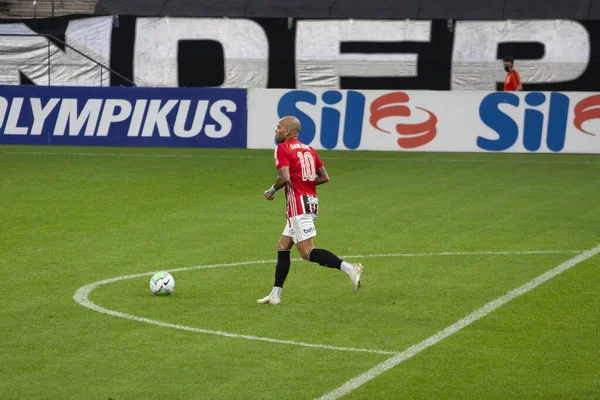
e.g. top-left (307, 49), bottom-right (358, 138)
top-left (297, 151), bottom-right (316, 181)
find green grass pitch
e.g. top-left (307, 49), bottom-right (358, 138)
top-left (1, 145), bottom-right (599, 399)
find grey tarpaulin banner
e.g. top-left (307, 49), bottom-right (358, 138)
top-left (0, 16), bottom-right (112, 86)
top-left (0, 16), bottom-right (597, 91)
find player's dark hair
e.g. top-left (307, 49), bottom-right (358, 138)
top-left (503, 56), bottom-right (514, 63)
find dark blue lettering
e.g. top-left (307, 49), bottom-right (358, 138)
top-left (478, 93), bottom-right (520, 151)
top-left (320, 91), bottom-right (343, 149)
top-left (546, 93), bottom-right (569, 152)
top-left (343, 91), bottom-right (365, 149)
top-left (277, 91), bottom-right (317, 145)
top-left (523, 93), bottom-right (546, 151)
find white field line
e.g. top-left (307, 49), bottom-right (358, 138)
top-left (4, 150), bottom-right (600, 165)
top-left (73, 259), bottom-right (396, 355)
top-left (316, 244), bottom-right (600, 400)
top-left (74, 250), bottom-right (579, 356)
top-left (341, 250), bottom-right (580, 259)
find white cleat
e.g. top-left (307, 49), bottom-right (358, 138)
top-left (256, 295), bottom-right (281, 305)
top-left (350, 263), bottom-right (363, 293)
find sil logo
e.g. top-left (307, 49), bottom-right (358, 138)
top-left (277, 90), bottom-right (438, 149)
top-left (574, 94), bottom-right (600, 136)
top-left (369, 92), bottom-right (438, 149)
top-left (478, 91), bottom-right (600, 152)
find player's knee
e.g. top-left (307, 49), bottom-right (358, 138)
top-left (299, 247), bottom-right (312, 260)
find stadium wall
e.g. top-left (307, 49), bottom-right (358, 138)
top-left (1, 85), bottom-right (599, 153)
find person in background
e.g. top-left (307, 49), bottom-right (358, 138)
top-left (503, 56), bottom-right (522, 92)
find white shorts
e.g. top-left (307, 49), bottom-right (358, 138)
top-left (283, 213), bottom-right (317, 243)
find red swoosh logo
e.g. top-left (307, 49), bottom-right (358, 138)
top-left (574, 94), bottom-right (600, 136)
top-left (369, 92), bottom-right (437, 148)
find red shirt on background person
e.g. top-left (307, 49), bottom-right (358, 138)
top-left (503, 56), bottom-right (522, 91)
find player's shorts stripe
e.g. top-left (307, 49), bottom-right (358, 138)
top-left (292, 215), bottom-right (301, 239)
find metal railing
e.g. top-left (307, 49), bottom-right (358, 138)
top-left (0, 33), bottom-right (136, 87)
top-left (31, 0), bottom-right (64, 18)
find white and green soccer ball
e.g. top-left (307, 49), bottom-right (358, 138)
top-left (150, 272), bottom-right (175, 296)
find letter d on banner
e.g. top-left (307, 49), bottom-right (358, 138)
top-left (134, 18), bottom-right (269, 88)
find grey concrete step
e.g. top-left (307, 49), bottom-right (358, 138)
top-left (0, 0), bottom-right (96, 18)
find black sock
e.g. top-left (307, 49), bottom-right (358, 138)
top-left (274, 249), bottom-right (291, 287)
top-left (308, 248), bottom-right (343, 269)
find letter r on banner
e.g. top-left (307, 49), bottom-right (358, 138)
top-left (451, 20), bottom-right (590, 91)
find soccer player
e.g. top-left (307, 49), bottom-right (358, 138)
top-left (257, 116), bottom-right (363, 305)
top-left (503, 56), bottom-right (522, 92)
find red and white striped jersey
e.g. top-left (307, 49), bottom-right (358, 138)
top-left (274, 138), bottom-right (324, 218)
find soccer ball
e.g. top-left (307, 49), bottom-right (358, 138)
top-left (150, 272), bottom-right (175, 296)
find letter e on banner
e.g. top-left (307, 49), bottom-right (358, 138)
top-left (296, 20), bottom-right (431, 89)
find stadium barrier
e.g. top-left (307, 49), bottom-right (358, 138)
top-left (248, 89), bottom-right (600, 153)
top-left (0, 85), bottom-right (599, 153)
top-left (0, 85), bottom-right (247, 148)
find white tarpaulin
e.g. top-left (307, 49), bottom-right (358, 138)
top-left (0, 16), bottom-right (112, 86)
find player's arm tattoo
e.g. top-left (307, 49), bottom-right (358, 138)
top-left (314, 166), bottom-right (330, 186)
top-left (272, 166), bottom-right (290, 190)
